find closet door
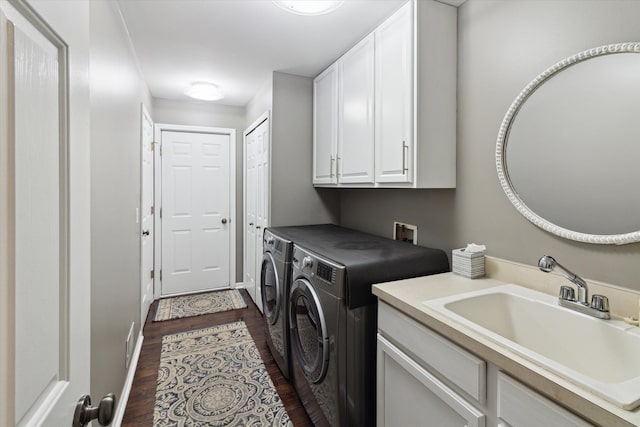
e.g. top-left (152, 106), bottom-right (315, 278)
top-left (253, 118), bottom-right (269, 312)
top-left (244, 129), bottom-right (257, 302)
top-left (243, 114), bottom-right (270, 312)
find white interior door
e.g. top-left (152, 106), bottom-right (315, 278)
top-left (161, 129), bottom-right (232, 296)
top-left (243, 113), bottom-right (270, 312)
top-left (253, 118), bottom-right (270, 312)
top-left (1, 2), bottom-right (92, 426)
top-left (244, 129), bottom-right (257, 302)
top-left (140, 104), bottom-right (154, 323)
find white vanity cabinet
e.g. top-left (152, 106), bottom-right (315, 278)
top-left (377, 302), bottom-right (594, 427)
top-left (312, 0), bottom-right (457, 188)
top-left (377, 302), bottom-right (486, 427)
top-left (497, 373), bottom-right (592, 427)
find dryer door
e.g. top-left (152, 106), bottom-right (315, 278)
top-left (261, 252), bottom-right (281, 325)
top-left (290, 278), bottom-right (329, 384)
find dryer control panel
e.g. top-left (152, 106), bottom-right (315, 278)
top-left (316, 262), bottom-right (335, 284)
top-left (292, 244), bottom-right (346, 296)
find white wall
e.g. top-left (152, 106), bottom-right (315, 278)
top-left (153, 98), bottom-right (246, 280)
top-left (340, 0), bottom-right (640, 292)
top-left (90, 0), bottom-right (153, 402)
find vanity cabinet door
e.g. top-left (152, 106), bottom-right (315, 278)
top-left (374, 1), bottom-right (413, 184)
top-left (337, 33), bottom-right (375, 184)
top-left (313, 63), bottom-right (338, 185)
top-left (377, 334), bottom-right (485, 427)
top-left (497, 373), bottom-right (592, 427)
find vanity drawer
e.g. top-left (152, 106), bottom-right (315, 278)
top-left (378, 302), bottom-right (486, 403)
top-left (497, 373), bottom-right (592, 427)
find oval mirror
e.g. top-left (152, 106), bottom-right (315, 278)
top-left (496, 42), bottom-right (640, 245)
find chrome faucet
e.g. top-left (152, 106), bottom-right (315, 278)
top-left (538, 255), bottom-right (610, 319)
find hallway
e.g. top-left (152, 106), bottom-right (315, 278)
top-left (122, 289), bottom-right (312, 426)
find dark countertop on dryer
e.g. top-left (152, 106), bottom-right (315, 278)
top-left (267, 224), bottom-right (450, 308)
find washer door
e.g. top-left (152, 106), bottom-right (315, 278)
top-left (290, 278), bottom-right (329, 384)
top-left (261, 252), bottom-right (280, 325)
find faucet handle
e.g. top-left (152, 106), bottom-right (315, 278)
top-left (559, 285), bottom-right (576, 302)
top-left (590, 294), bottom-right (610, 312)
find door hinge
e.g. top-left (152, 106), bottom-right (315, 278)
top-left (160, 145), bottom-right (162, 156)
top-left (150, 205), bottom-right (154, 215)
top-left (160, 270), bottom-right (162, 280)
top-left (160, 207), bottom-right (162, 218)
top-left (150, 269), bottom-right (154, 279)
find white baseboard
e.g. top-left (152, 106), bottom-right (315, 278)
top-left (235, 282), bottom-right (245, 289)
top-left (112, 330), bottom-right (144, 427)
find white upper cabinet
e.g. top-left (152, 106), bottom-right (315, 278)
top-left (313, 64), bottom-right (338, 185)
top-left (313, 35), bottom-right (375, 186)
top-left (338, 33), bottom-right (375, 185)
top-left (375, 2), bottom-right (413, 184)
top-left (313, 0), bottom-right (457, 188)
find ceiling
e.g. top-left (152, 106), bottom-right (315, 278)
top-left (117, 0), bottom-right (413, 107)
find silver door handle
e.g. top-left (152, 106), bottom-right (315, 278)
top-left (73, 394), bottom-right (116, 427)
top-left (402, 141), bottom-right (408, 174)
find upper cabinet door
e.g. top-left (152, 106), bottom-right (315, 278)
top-left (338, 33), bottom-right (375, 184)
top-left (375, 2), bottom-right (413, 184)
top-left (313, 64), bottom-right (338, 185)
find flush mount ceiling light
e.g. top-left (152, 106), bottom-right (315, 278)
top-left (273, 0), bottom-right (344, 16)
top-left (184, 82), bottom-right (224, 101)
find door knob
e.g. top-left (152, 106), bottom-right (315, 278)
top-left (142, 230), bottom-right (150, 236)
top-left (73, 393), bottom-right (116, 427)
top-left (221, 218), bottom-right (228, 224)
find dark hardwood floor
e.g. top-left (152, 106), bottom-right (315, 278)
top-left (122, 289), bottom-right (312, 426)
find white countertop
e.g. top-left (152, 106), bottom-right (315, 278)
top-left (373, 272), bottom-right (640, 427)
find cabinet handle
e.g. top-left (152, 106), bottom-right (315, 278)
top-left (330, 155), bottom-right (335, 178)
top-left (336, 156), bottom-right (341, 178)
top-left (402, 141), bottom-right (408, 175)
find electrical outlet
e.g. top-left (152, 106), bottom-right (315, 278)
top-left (125, 322), bottom-right (134, 369)
top-left (393, 222), bottom-right (418, 245)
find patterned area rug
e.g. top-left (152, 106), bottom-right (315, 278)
top-left (153, 289), bottom-right (247, 322)
top-left (154, 321), bottom-right (292, 426)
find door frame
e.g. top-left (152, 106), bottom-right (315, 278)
top-left (153, 123), bottom-right (236, 299)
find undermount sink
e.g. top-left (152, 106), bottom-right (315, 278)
top-left (423, 284), bottom-right (640, 410)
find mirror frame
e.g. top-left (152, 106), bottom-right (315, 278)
top-left (496, 42), bottom-right (640, 245)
